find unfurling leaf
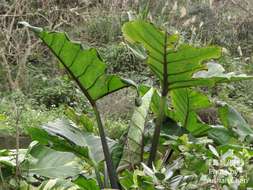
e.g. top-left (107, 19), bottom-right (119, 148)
top-left (119, 88), bottom-right (154, 169)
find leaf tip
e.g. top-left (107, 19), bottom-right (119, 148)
top-left (18, 21), bottom-right (43, 33)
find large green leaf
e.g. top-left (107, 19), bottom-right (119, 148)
top-left (161, 117), bottom-right (188, 138)
top-left (123, 20), bottom-right (253, 91)
top-left (207, 125), bottom-right (236, 145)
top-left (19, 22), bottom-right (135, 102)
top-left (73, 176), bottom-right (100, 190)
top-left (170, 88), bottom-right (212, 136)
top-left (170, 89), bottom-right (252, 144)
top-left (218, 102), bottom-right (253, 142)
top-left (27, 119), bottom-right (115, 164)
top-left (21, 143), bottom-right (82, 179)
top-left (119, 88), bottom-right (154, 169)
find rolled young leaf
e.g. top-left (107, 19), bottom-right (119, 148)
top-left (118, 88), bottom-right (154, 170)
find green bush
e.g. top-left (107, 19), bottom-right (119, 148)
top-left (28, 76), bottom-right (87, 109)
top-left (0, 92), bottom-right (67, 135)
top-left (104, 118), bottom-right (128, 139)
top-left (83, 13), bottom-right (123, 45)
top-left (99, 44), bottom-right (147, 77)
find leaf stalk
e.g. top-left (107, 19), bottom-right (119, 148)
top-left (93, 103), bottom-right (120, 189)
top-left (148, 31), bottom-right (168, 167)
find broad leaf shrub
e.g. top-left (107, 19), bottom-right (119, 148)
top-left (7, 20), bottom-right (253, 189)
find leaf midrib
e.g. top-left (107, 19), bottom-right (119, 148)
top-left (40, 32), bottom-right (96, 104)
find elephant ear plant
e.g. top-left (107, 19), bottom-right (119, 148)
top-left (19, 20), bottom-right (253, 189)
top-left (121, 20), bottom-right (253, 167)
top-left (18, 21), bottom-right (137, 189)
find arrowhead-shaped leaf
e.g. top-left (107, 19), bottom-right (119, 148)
top-left (123, 20), bottom-right (253, 91)
top-left (19, 22), bottom-right (136, 102)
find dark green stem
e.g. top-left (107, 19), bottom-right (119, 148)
top-left (148, 31), bottom-right (168, 167)
top-left (147, 96), bottom-right (166, 167)
top-left (93, 103), bottom-right (119, 189)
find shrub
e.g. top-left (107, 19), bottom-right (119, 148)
top-left (104, 118), bottom-right (128, 139)
top-left (0, 92), bottom-right (67, 135)
top-left (83, 12), bottom-right (123, 45)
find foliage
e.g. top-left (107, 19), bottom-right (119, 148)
top-left (27, 75), bottom-right (89, 109)
top-left (20, 20), bottom-right (138, 189)
top-left (28, 119), bottom-right (115, 165)
top-left (121, 19), bottom-right (253, 168)
top-left (166, 134), bottom-right (253, 189)
top-left (99, 44), bottom-right (147, 79)
top-left (0, 1), bottom-right (252, 189)
top-left (218, 102), bottom-right (253, 143)
top-left (21, 143), bottom-right (83, 179)
top-left (83, 12), bottom-right (123, 45)
top-left (119, 88), bottom-right (154, 169)
top-left (0, 92), bottom-right (66, 135)
top-left (0, 143), bottom-right (101, 190)
top-left (104, 118), bottom-right (128, 140)
top-left (170, 88), bottom-right (212, 136)
top-left (9, 16), bottom-right (253, 190)
top-left (122, 20), bottom-right (252, 90)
